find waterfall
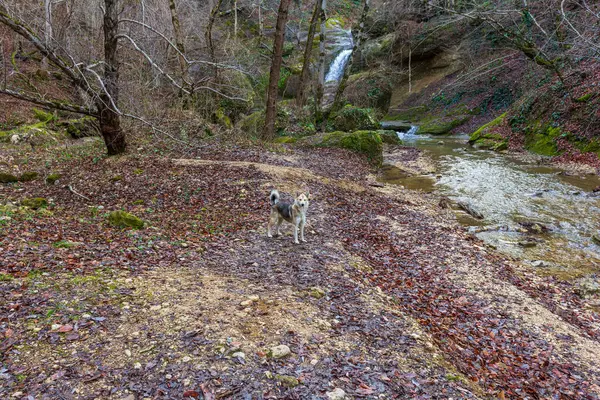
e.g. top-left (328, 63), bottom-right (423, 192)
top-left (396, 125), bottom-right (419, 140)
top-left (325, 49), bottom-right (353, 82)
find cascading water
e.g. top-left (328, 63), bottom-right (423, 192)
top-left (325, 49), bottom-right (353, 82)
top-left (322, 28), bottom-right (354, 106)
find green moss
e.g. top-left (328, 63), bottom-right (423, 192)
top-left (46, 173), bottom-right (61, 185)
top-left (60, 117), bottom-right (99, 139)
top-left (110, 175), bottom-right (123, 182)
top-left (524, 125), bottom-right (562, 156)
top-left (53, 240), bottom-right (77, 249)
top-left (469, 113), bottom-right (507, 143)
top-left (33, 108), bottom-right (56, 122)
top-left (378, 130), bottom-right (402, 145)
top-left (329, 105), bottom-right (379, 132)
top-left (310, 130), bottom-right (383, 166)
top-left (0, 273), bottom-right (13, 282)
top-left (21, 198), bottom-right (48, 210)
top-left (213, 108), bottom-right (233, 129)
top-left (107, 210), bottom-right (144, 229)
top-left (238, 109), bottom-right (289, 137)
top-left (19, 171), bottom-right (38, 182)
top-left (325, 17), bottom-right (344, 29)
top-left (273, 136), bottom-right (297, 143)
top-left (419, 115), bottom-right (471, 135)
top-left (575, 93), bottom-right (593, 103)
top-left (274, 374), bottom-right (300, 388)
top-left (132, 199), bottom-right (145, 205)
top-left (0, 172), bottom-right (20, 183)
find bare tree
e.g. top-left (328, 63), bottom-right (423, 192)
top-left (206, 0), bottom-right (224, 80)
top-left (314, 0), bottom-right (326, 129)
top-left (263, 0), bottom-right (293, 139)
top-left (168, 0), bottom-right (188, 85)
top-left (295, 0), bottom-right (320, 107)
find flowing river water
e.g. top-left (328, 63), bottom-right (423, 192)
top-left (379, 128), bottom-right (600, 279)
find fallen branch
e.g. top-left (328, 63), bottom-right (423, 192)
top-left (64, 185), bottom-right (91, 201)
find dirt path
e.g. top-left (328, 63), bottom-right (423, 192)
top-left (1, 145), bottom-right (600, 399)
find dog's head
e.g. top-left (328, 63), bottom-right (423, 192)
top-left (295, 192), bottom-right (310, 209)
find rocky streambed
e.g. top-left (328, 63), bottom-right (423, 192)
top-left (379, 130), bottom-right (600, 289)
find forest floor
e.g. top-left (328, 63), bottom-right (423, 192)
top-left (1, 138), bottom-right (600, 399)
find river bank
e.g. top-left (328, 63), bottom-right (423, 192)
top-left (1, 138), bottom-right (600, 398)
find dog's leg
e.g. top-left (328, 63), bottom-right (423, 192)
top-left (300, 221), bottom-right (306, 243)
top-left (267, 210), bottom-right (276, 238)
top-left (275, 216), bottom-right (283, 237)
top-left (293, 222), bottom-right (299, 244)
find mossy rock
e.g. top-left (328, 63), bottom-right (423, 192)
top-left (21, 197), bottom-right (48, 210)
top-left (378, 130), bottom-right (402, 145)
top-left (238, 109), bottom-right (289, 137)
top-left (212, 108), bottom-right (233, 129)
top-left (325, 18), bottom-right (344, 29)
top-left (33, 108), bottom-right (56, 122)
top-left (525, 126), bottom-right (562, 156)
top-left (60, 117), bottom-right (99, 139)
top-left (469, 113), bottom-right (507, 143)
top-left (419, 115), bottom-right (471, 135)
top-left (0, 172), bottom-right (20, 183)
top-left (107, 210), bottom-right (144, 229)
top-left (19, 171), bottom-right (39, 182)
top-left (362, 33), bottom-right (396, 61)
top-left (46, 173), bottom-right (61, 185)
top-left (345, 71), bottom-right (393, 114)
top-left (274, 375), bottom-right (299, 388)
top-left (302, 130), bottom-right (383, 166)
top-left (273, 136), bottom-right (297, 144)
top-left (575, 93), bottom-right (593, 103)
top-left (329, 105), bottom-right (380, 132)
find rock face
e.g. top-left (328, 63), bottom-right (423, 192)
top-left (107, 211), bottom-right (145, 229)
top-left (238, 109), bottom-right (289, 138)
top-left (329, 105), bottom-right (380, 132)
top-left (592, 233), bottom-right (600, 245)
top-left (268, 344), bottom-right (291, 359)
top-left (301, 130), bottom-right (383, 166)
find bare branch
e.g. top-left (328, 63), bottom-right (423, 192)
top-left (0, 88), bottom-right (97, 116)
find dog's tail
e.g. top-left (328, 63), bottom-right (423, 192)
top-left (269, 189), bottom-right (280, 206)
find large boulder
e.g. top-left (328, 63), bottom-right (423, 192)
top-left (238, 108), bottom-right (290, 137)
top-left (219, 69), bottom-right (256, 122)
top-left (329, 105), bottom-right (379, 132)
top-left (59, 117), bottom-right (99, 139)
top-left (344, 71), bottom-right (393, 114)
top-left (418, 115), bottom-right (471, 135)
top-left (300, 130), bottom-right (383, 166)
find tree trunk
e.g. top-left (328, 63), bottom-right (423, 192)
top-left (234, 0), bottom-right (238, 37)
top-left (100, 0), bottom-right (126, 155)
top-left (262, 0), bottom-right (293, 140)
top-left (314, 0), bottom-right (327, 130)
top-left (206, 0), bottom-right (224, 80)
top-left (257, 0), bottom-right (263, 38)
top-left (42, 0), bottom-right (52, 70)
top-left (295, 0), bottom-right (320, 107)
top-left (328, 0), bottom-right (369, 116)
top-left (168, 0), bottom-right (188, 84)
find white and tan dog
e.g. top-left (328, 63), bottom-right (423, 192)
top-left (267, 189), bottom-right (310, 244)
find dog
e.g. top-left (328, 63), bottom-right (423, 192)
top-left (267, 189), bottom-right (310, 244)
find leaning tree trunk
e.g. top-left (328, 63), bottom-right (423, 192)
top-left (295, 0), bottom-right (320, 107)
top-left (328, 0), bottom-right (369, 116)
top-left (206, 0), bottom-right (224, 80)
top-left (262, 0), bottom-right (293, 140)
top-left (99, 0), bottom-right (126, 155)
top-left (42, 0), bottom-right (52, 70)
top-left (168, 0), bottom-right (188, 85)
top-left (314, 0), bottom-right (327, 130)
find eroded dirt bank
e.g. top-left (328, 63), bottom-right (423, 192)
top-left (1, 143), bottom-right (600, 399)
